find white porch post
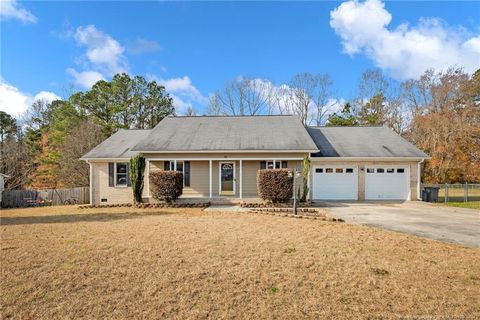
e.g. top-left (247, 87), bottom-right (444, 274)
top-left (209, 160), bottom-right (213, 198)
top-left (273, 159), bottom-right (276, 169)
top-left (239, 160), bottom-right (243, 199)
top-left (173, 159), bottom-right (177, 171)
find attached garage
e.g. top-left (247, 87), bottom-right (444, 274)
top-left (312, 166), bottom-right (358, 200)
top-left (306, 126), bottom-right (429, 202)
top-left (365, 166), bottom-right (410, 200)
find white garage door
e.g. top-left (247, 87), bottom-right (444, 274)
top-left (365, 166), bottom-right (410, 200)
top-left (312, 166), bottom-right (358, 200)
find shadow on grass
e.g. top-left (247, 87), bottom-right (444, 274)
top-left (0, 211), bottom-right (177, 226)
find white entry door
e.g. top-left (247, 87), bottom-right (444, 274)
top-left (365, 166), bottom-right (410, 200)
top-left (312, 166), bottom-right (358, 200)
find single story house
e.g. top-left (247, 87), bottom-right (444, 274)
top-left (81, 115), bottom-right (428, 205)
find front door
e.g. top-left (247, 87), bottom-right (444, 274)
top-left (220, 162), bottom-right (235, 195)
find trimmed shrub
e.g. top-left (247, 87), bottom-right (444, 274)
top-left (129, 153), bottom-right (146, 204)
top-left (257, 169), bottom-right (293, 203)
top-left (150, 171), bottom-right (183, 202)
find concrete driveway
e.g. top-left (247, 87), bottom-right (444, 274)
top-left (321, 201), bottom-right (480, 248)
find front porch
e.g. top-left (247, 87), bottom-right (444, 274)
top-left (144, 156), bottom-right (304, 200)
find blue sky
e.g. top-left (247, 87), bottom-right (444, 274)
top-left (1, 0), bottom-right (479, 116)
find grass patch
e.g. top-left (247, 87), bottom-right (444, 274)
top-left (1, 205), bottom-right (479, 318)
top-left (442, 201), bottom-right (480, 209)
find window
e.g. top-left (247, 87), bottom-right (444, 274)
top-left (346, 168), bottom-right (354, 173)
top-left (325, 168), bottom-right (333, 173)
top-left (377, 168), bottom-right (385, 173)
top-left (386, 168), bottom-right (394, 173)
top-left (315, 168), bottom-right (323, 173)
top-left (335, 168), bottom-right (343, 173)
top-left (116, 163), bottom-right (128, 186)
top-left (164, 161), bottom-right (190, 187)
top-left (397, 168), bottom-right (405, 173)
top-left (261, 161), bottom-right (288, 169)
top-left (367, 168), bottom-right (374, 173)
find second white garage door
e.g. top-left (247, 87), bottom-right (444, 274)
top-left (365, 166), bottom-right (410, 200)
top-left (312, 166), bottom-right (358, 200)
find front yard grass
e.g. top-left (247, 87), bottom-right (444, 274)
top-left (442, 201), bottom-right (480, 210)
top-left (1, 205), bottom-right (479, 319)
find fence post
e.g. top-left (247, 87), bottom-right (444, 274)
top-left (465, 183), bottom-right (468, 202)
top-left (445, 183), bottom-right (448, 203)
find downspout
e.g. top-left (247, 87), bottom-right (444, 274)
top-left (88, 161), bottom-right (93, 206)
top-left (417, 159), bottom-right (425, 200)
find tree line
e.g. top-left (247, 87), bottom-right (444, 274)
top-left (1, 74), bottom-right (174, 190)
top-left (1, 67), bottom-right (479, 191)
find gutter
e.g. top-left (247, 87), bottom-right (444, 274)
top-left (417, 158), bottom-right (425, 200)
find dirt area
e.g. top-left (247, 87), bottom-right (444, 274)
top-left (1, 206), bottom-right (479, 319)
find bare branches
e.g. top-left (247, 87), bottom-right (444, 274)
top-left (207, 77), bottom-right (271, 116)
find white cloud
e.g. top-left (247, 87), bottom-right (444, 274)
top-left (67, 25), bottom-right (127, 89)
top-left (0, 78), bottom-right (60, 117)
top-left (67, 68), bottom-right (105, 89)
top-left (330, 0), bottom-right (480, 79)
top-left (33, 91), bottom-right (61, 103)
top-left (126, 38), bottom-right (161, 55)
top-left (73, 25), bottom-right (128, 76)
top-left (147, 74), bottom-right (208, 114)
top-left (0, 0), bottom-right (37, 23)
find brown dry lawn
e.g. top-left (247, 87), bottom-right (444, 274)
top-left (1, 205), bottom-right (479, 319)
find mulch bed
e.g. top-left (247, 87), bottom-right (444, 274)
top-left (79, 202), bottom-right (211, 209)
top-left (249, 207), bottom-right (344, 222)
top-left (240, 201), bottom-right (314, 208)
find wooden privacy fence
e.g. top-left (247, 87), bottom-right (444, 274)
top-left (1, 187), bottom-right (90, 208)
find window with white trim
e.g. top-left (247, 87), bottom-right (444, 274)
top-left (116, 163), bottom-right (128, 186)
top-left (260, 161), bottom-right (288, 169)
top-left (164, 161), bottom-right (190, 187)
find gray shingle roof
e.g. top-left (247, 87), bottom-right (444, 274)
top-left (81, 129), bottom-right (152, 159)
top-left (307, 126), bottom-right (428, 158)
top-left (132, 115), bottom-right (319, 152)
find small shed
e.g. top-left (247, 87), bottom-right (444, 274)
top-left (0, 173), bottom-right (9, 204)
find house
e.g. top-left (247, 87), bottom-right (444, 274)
top-left (81, 115), bottom-right (428, 205)
top-left (0, 173), bottom-right (9, 204)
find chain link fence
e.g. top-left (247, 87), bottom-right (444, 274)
top-left (422, 183), bottom-right (480, 203)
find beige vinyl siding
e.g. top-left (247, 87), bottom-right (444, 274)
top-left (188, 161), bottom-right (209, 196)
top-left (310, 160), bottom-right (420, 200)
top-left (144, 158), bottom-right (304, 199)
top-left (91, 162), bottom-right (132, 205)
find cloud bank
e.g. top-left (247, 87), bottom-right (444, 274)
top-left (330, 0), bottom-right (480, 79)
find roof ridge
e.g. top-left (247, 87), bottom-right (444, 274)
top-left (168, 114), bottom-right (296, 118)
top-left (308, 125), bottom-right (386, 128)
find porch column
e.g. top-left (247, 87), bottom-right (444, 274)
top-left (173, 159), bottom-right (177, 171)
top-left (209, 160), bottom-right (212, 198)
top-left (239, 160), bottom-right (243, 199)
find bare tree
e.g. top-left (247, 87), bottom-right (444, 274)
top-left (287, 72), bottom-right (336, 126)
top-left (184, 106), bottom-right (197, 116)
top-left (207, 77), bottom-right (271, 116)
top-left (355, 69), bottom-right (409, 133)
top-left (58, 120), bottom-right (104, 187)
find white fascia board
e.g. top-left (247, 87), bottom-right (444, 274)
top-left (133, 149), bottom-right (317, 154)
top-left (145, 157), bottom-right (305, 161)
top-left (80, 158), bottom-right (130, 162)
top-left (309, 157), bottom-right (429, 162)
